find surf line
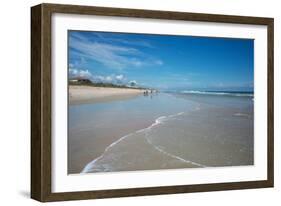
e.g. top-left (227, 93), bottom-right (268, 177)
top-left (80, 112), bottom-right (199, 174)
top-left (144, 128), bottom-right (206, 168)
top-left (141, 110), bottom-right (207, 168)
top-left (81, 130), bottom-right (134, 173)
top-left (81, 112), bottom-right (186, 173)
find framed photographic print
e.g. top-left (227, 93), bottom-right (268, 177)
top-left (31, 3), bottom-right (274, 202)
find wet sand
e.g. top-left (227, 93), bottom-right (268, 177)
top-left (68, 119), bottom-right (151, 174)
top-left (68, 93), bottom-right (194, 173)
top-left (81, 130), bottom-right (199, 173)
top-left (68, 92), bottom-right (254, 174)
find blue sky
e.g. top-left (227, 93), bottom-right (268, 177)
top-left (68, 31), bottom-right (254, 91)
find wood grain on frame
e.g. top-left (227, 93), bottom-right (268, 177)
top-left (31, 3), bottom-right (274, 202)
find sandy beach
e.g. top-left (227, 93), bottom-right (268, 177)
top-left (68, 92), bottom-right (253, 174)
top-left (68, 92), bottom-right (196, 174)
top-left (69, 85), bottom-right (145, 105)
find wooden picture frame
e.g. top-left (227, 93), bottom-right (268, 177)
top-left (31, 3), bottom-right (274, 202)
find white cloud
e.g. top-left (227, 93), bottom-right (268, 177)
top-left (115, 74), bottom-right (124, 81)
top-left (69, 68), bottom-right (78, 75)
top-left (69, 68), bottom-right (92, 79)
top-left (69, 68), bottom-right (131, 85)
top-left (79, 70), bottom-right (92, 78)
top-left (69, 33), bottom-right (163, 70)
top-left (105, 76), bottom-right (113, 82)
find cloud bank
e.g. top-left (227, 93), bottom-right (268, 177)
top-left (69, 32), bottom-right (163, 70)
top-left (69, 68), bottom-right (132, 85)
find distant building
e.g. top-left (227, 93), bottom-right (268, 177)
top-left (69, 77), bottom-right (92, 84)
top-left (128, 80), bottom-right (137, 87)
top-left (130, 82), bottom-right (136, 87)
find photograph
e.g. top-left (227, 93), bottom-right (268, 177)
top-left (67, 30), bottom-right (254, 174)
top-left (30, 3), bottom-right (274, 201)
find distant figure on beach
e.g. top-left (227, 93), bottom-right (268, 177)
top-left (143, 89), bottom-right (159, 97)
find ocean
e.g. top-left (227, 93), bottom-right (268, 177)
top-left (68, 91), bottom-right (254, 174)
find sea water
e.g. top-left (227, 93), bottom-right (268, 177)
top-left (68, 91), bottom-right (253, 174)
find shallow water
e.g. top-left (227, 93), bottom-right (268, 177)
top-left (68, 92), bottom-right (254, 174)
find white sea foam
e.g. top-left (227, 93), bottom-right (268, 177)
top-left (81, 131), bottom-right (133, 173)
top-left (81, 115), bottom-right (171, 173)
top-left (144, 133), bottom-right (206, 168)
top-left (81, 111), bottom-right (205, 173)
top-left (233, 113), bottom-right (251, 118)
top-left (181, 90), bottom-right (254, 97)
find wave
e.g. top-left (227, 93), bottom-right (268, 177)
top-left (144, 133), bottom-right (206, 168)
top-left (181, 90), bottom-right (254, 97)
top-left (81, 111), bottom-right (205, 173)
top-left (233, 113), bottom-right (251, 118)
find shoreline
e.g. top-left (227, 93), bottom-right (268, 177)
top-left (68, 93), bottom-right (197, 174)
top-left (69, 85), bottom-right (145, 105)
top-left (68, 117), bottom-right (152, 174)
top-left (68, 91), bottom-right (253, 174)
top-left (81, 111), bottom-right (202, 174)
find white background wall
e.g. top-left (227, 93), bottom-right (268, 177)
top-left (0, 0), bottom-right (279, 205)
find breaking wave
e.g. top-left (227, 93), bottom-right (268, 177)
top-left (81, 111), bottom-right (206, 173)
top-left (181, 90), bottom-right (253, 97)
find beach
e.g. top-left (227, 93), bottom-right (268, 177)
top-left (69, 85), bottom-right (145, 105)
top-left (66, 30), bottom-right (255, 175)
top-left (68, 89), bottom-right (254, 174)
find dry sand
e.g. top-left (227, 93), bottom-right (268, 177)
top-left (69, 85), bottom-right (145, 105)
